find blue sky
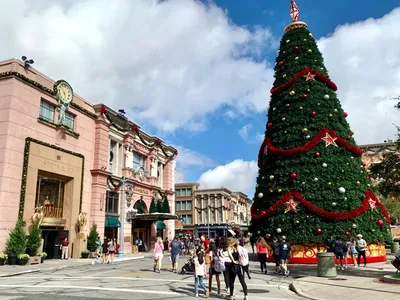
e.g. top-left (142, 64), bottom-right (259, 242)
top-left (4, 0), bottom-right (400, 196)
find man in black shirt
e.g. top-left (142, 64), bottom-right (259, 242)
top-left (278, 236), bottom-right (291, 277)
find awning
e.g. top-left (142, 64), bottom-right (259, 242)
top-left (105, 216), bottom-right (121, 228)
top-left (156, 221), bottom-right (166, 230)
top-left (184, 230), bottom-right (193, 235)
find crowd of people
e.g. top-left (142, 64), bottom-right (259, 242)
top-left (93, 235), bottom-right (119, 264)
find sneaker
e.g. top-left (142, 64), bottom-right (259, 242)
top-left (195, 293), bottom-right (199, 298)
top-left (244, 296), bottom-right (248, 300)
top-left (354, 265), bottom-right (358, 268)
top-left (285, 270), bottom-right (290, 277)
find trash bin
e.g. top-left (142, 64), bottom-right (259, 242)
top-left (317, 252), bottom-right (337, 277)
top-left (392, 242), bottom-right (399, 254)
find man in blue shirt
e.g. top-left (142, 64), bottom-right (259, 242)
top-left (169, 236), bottom-right (182, 273)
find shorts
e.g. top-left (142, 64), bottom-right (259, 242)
top-left (210, 267), bottom-right (221, 275)
top-left (171, 254), bottom-right (179, 264)
top-left (280, 259), bottom-right (288, 264)
top-left (96, 246), bottom-right (102, 251)
top-left (335, 252), bottom-right (344, 259)
top-left (109, 251), bottom-right (115, 254)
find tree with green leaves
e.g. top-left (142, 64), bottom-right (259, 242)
top-left (251, 1), bottom-right (391, 254)
top-left (87, 223), bottom-right (99, 251)
top-left (5, 219), bottom-right (27, 256)
top-left (26, 219), bottom-right (42, 256)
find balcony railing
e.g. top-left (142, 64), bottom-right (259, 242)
top-left (43, 206), bottom-right (63, 219)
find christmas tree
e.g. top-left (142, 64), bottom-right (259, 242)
top-left (251, 0), bottom-right (391, 263)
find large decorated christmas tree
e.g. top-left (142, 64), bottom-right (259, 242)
top-left (251, 0), bottom-right (391, 263)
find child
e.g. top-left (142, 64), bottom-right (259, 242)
top-left (194, 251), bottom-right (207, 298)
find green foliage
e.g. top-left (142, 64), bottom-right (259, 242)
top-left (87, 223), bottom-right (99, 250)
top-left (251, 26), bottom-right (391, 244)
top-left (149, 198), bottom-right (157, 213)
top-left (162, 197), bottom-right (170, 214)
top-left (26, 219), bottom-right (42, 256)
top-left (5, 219), bottom-right (27, 256)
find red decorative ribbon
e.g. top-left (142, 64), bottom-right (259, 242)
top-left (270, 68), bottom-right (337, 95)
top-left (257, 128), bottom-right (363, 167)
top-left (251, 190), bottom-right (390, 224)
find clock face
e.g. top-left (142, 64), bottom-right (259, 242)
top-left (58, 82), bottom-right (73, 103)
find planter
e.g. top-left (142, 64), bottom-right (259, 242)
top-left (88, 246), bottom-right (96, 252)
top-left (40, 257), bottom-right (45, 263)
top-left (0, 259), bottom-right (5, 266)
top-left (8, 255), bottom-right (17, 265)
top-left (17, 258), bottom-right (29, 266)
top-left (81, 252), bottom-right (89, 259)
top-left (28, 256), bottom-right (41, 265)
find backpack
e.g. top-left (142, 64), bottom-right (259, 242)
top-left (239, 246), bottom-right (249, 266)
top-left (213, 250), bottom-right (226, 272)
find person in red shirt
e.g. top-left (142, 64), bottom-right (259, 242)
top-left (256, 237), bottom-right (268, 274)
top-left (61, 238), bottom-right (69, 260)
top-left (114, 238), bottom-right (119, 255)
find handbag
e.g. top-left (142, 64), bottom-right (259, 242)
top-left (232, 264), bottom-right (241, 274)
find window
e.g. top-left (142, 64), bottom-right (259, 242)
top-left (181, 189), bottom-right (186, 197)
top-left (186, 189), bottom-right (192, 196)
top-left (182, 215), bottom-right (192, 225)
top-left (197, 211), bottom-right (202, 224)
top-left (132, 152), bottom-right (146, 170)
top-left (64, 112), bottom-right (75, 130)
top-left (39, 100), bottom-right (55, 122)
top-left (109, 140), bottom-right (117, 173)
top-left (176, 202), bottom-right (181, 211)
top-left (35, 174), bottom-right (65, 218)
top-left (176, 189), bottom-right (181, 197)
top-left (211, 210), bottom-right (215, 223)
top-left (187, 201), bottom-right (192, 210)
top-left (106, 191), bottom-right (119, 214)
top-left (181, 201), bottom-right (186, 211)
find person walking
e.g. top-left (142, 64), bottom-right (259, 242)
top-left (278, 236), bottom-right (291, 277)
top-left (96, 235), bottom-right (102, 258)
top-left (61, 237), bottom-right (69, 260)
top-left (108, 239), bottom-right (115, 263)
top-left (153, 237), bottom-right (164, 273)
top-left (333, 237), bottom-right (345, 270)
top-left (256, 236), bottom-right (268, 274)
top-left (226, 237), bottom-right (248, 300)
top-left (218, 238), bottom-right (230, 297)
top-left (250, 235), bottom-right (256, 254)
top-left (356, 234), bottom-right (367, 267)
top-left (101, 239), bottom-right (109, 264)
top-left (271, 238), bottom-right (280, 273)
top-left (194, 251), bottom-right (207, 298)
top-left (206, 243), bottom-right (221, 297)
top-left (169, 236), bottom-right (182, 273)
top-left (349, 237), bottom-right (358, 267)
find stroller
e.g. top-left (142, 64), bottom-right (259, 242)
top-left (392, 255), bottom-right (400, 274)
top-left (181, 257), bottom-right (195, 274)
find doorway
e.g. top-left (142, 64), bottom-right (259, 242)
top-left (41, 229), bottom-right (69, 259)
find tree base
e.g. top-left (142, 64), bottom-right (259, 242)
top-left (267, 243), bottom-right (386, 264)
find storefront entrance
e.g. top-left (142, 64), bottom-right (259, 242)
top-left (132, 221), bottom-right (149, 252)
top-left (41, 229), bottom-right (69, 259)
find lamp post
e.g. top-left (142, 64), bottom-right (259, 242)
top-left (206, 203), bottom-right (210, 238)
top-left (118, 176), bottom-right (127, 258)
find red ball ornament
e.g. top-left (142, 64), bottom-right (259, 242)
top-left (269, 189), bottom-right (274, 193)
top-left (294, 45), bottom-right (299, 52)
top-left (315, 152), bottom-right (320, 157)
top-left (302, 94), bottom-right (308, 99)
top-left (316, 228), bottom-right (322, 234)
top-left (347, 135), bottom-right (351, 139)
top-left (311, 111), bottom-right (316, 117)
top-left (343, 112), bottom-right (348, 117)
top-left (377, 219), bottom-right (384, 226)
top-left (345, 231), bottom-right (350, 236)
top-left (267, 122), bottom-right (273, 128)
top-left (290, 172), bottom-right (297, 179)
top-left (278, 61), bottom-right (284, 66)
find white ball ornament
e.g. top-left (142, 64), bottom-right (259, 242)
top-left (322, 163), bottom-right (327, 168)
top-left (299, 106), bottom-right (303, 110)
top-left (334, 109), bottom-right (338, 112)
top-left (276, 228), bottom-right (282, 233)
top-left (313, 178), bottom-right (318, 182)
top-left (306, 135), bottom-right (311, 139)
top-left (282, 117), bottom-right (286, 121)
top-left (338, 187), bottom-right (346, 194)
top-left (295, 57), bottom-right (299, 60)
top-left (272, 107), bottom-right (276, 111)
top-left (286, 39), bottom-right (290, 43)
top-left (332, 202), bottom-right (337, 206)
top-left (352, 224), bottom-right (357, 229)
top-left (258, 192), bottom-right (264, 198)
top-left (324, 94), bottom-right (330, 100)
top-left (344, 197), bottom-right (347, 200)
top-left (302, 182), bottom-right (306, 185)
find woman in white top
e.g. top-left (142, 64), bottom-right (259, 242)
top-left (194, 252), bottom-right (207, 298)
top-left (219, 238), bottom-right (230, 296)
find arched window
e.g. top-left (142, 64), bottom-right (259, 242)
top-left (134, 199), bottom-right (148, 214)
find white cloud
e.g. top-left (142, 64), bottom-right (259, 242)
top-left (174, 145), bottom-right (217, 169)
top-left (317, 7), bottom-right (400, 144)
top-left (0, 0), bottom-right (275, 133)
top-left (198, 159), bottom-right (258, 196)
top-left (238, 124), bottom-right (264, 143)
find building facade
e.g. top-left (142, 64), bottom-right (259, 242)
top-left (173, 185), bottom-right (252, 238)
top-left (0, 59), bottom-right (177, 258)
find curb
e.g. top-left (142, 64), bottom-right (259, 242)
top-left (0, 255), bottom-right (146, 278)
top-left (289, 281), bottom-right (325, 300)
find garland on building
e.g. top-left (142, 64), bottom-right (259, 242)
top-left (107, 176), bottom-right (123, 191)
top-left (0, 71), bottom-right (97, 119)
top-left (100, 105), bottom-right (179, 160)
top-left (19, 138), bottom-right (85, 220)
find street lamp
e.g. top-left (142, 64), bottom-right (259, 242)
top-left (118, 177), bottom-right (128, 258)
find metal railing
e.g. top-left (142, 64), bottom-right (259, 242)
top-left (43, 207), bottom-right (63, 219)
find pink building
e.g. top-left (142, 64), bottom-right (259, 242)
top-left (0, 59), bottom-right (177, 258)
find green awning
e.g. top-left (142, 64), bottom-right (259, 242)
top-left (156, 221), bottom-right (166, 230)
top-left (105, 216), bottom-right (121, 228)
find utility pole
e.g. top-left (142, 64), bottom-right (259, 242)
top-left (118, 176), bottom-right (127, 258)
top-left (207, 203), bottom-right (210, 238)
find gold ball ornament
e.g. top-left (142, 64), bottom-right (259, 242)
top-left (302, 128), bottom-right (308, 133)
top-left (289, 90), bottom-right (295, 96)
top-left (328, 182), bottom-right (332, 185)
top-left (308, 49), bottom-right (312, 53)
top-left (309, 33), bottom-right (313, 37)
top-left (278, 189), bottom-right (282, 193)
top-left (295, 220), bottom-right (300, 225)
top-left (357, 181), bottom-right (360, 185)
top-left (269, 175), bottom-right (274, 180)
top-left (283, 74), bottom-right (287, 78)
top-left (329, 113), bottom-right (333, 117)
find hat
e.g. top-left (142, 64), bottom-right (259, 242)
top-left (282, 235), bottom-right (286, 240)
top-left (357, 234), bottom-right (363, 238)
